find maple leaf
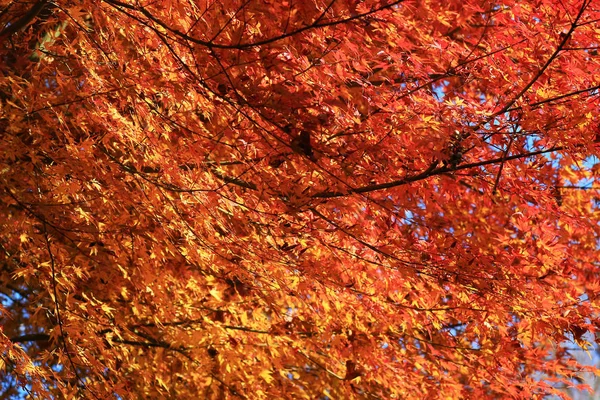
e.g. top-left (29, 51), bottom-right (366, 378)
top-left (1, 0), bottom-right (600, 398)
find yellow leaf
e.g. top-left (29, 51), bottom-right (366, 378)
top-left (156, 377), bottom-right (169, 390)
top-left (101, 304), bottom-right (115, 317)
top-left (259, 369), bottom-right (274, 383)
top-left (209, 287), bottom-right (222, 301)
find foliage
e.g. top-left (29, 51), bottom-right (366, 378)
top-left (1, 0), bottom-right (600, 398)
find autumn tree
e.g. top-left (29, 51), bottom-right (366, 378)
top-left (1, 0), bottom-right (600, 398)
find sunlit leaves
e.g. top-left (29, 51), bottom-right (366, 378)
top-left (0, 0), bottom-right (600, 398)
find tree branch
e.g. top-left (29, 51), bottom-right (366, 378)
top-left (490, 0), bottom-right (589, 118)
top-left (10, 333), bottom-right (51, 343)
top-left (0, 0), bottom-right (48, 39)
top-left (312, 146), bottom-right (564, 198)
top-left (104, 0), bottom-right (405, 50)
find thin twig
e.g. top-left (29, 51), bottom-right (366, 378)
top-left (492, 136), bottom-right (514, 194)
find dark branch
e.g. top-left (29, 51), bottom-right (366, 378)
top-left (490, 0), bottom-right (589, 118)
top-left (10, 333), bottom-right (51, 343)
top-left (104, 0), bottom-right (405, 50)
top-left (312, 146), bottom-right (564, 198)
top-left (0, 0), bottom-right (49, 39)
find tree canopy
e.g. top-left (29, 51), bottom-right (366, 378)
top-left (1, 0), bottom-right (600, 398)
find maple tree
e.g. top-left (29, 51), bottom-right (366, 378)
top-left (1, 0), bottom-right (600, 398)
